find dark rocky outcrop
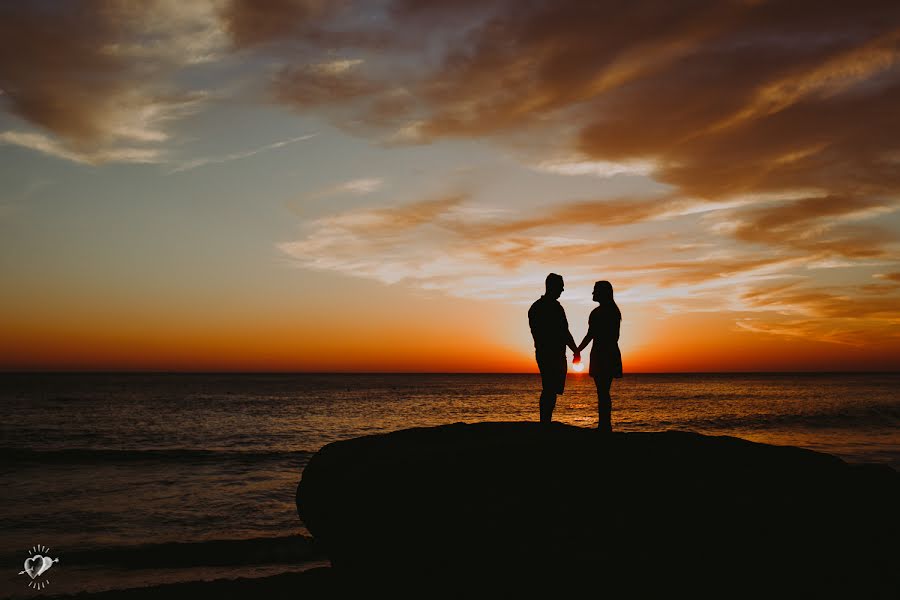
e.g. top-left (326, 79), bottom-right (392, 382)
top-left (297, 422), bottom-right (898, 595)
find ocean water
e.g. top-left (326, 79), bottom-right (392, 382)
top-left (1, 372), bottom-right (897, 596)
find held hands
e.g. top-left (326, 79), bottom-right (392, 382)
top-left (571, 350), bottom-right (584, 372)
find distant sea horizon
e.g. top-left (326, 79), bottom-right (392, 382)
top-left (4, 369), bottom-right (900, 374)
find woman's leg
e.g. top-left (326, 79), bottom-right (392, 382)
top-left (594, 375), bottom-right (613, 432)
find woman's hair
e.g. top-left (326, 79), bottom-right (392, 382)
top-left (594, 280), bottom-right (622, 321)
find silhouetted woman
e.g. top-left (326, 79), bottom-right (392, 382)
top-left (576, 281), bottom-right (622, 432)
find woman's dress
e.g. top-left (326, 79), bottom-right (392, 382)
top-left (588, 306), bottom-right (623, 378)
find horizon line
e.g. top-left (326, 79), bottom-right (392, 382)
top-left (2, 370), bottom-right (899, 376)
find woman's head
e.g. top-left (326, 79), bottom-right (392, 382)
top-left (592, 280), bottom-right (621, 319)
top-left (592, 280), bottom-right (614, 302)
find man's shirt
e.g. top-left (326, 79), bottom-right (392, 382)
top-left (528, 295), bottom-right (569, 355)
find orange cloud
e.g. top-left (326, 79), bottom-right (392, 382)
top-left (716, 196), bottom-right (899, 258)
top-left (876, 271), bottom-right (900, 283)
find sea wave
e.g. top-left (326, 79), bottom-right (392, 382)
top-left (669, 402), bottom-right (900, 431)
top-left (0, 447), bottom-right (314, 464)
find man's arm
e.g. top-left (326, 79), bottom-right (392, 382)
top-left (527, 303), bottom-right (541, 342)
top-left (560, 306), bottom-right (580, 359)
top-left (568, 330), bottom-right (580, 362)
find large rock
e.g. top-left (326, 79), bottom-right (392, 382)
top-left (297, 422), bottom-right (898, 595)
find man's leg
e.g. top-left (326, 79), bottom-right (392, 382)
top-left (539, 390), bottom-right (557, 424)
top-left (537, 354), bottom-right (559, 424)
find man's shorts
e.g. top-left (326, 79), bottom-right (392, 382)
top-left (536, 352), bottom-right (567, 394)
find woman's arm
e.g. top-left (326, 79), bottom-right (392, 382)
top-left (577, 329), bottom-right (593, 353)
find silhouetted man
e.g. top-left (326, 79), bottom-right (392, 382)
top-left (528, 273), bottom-right (579, 424)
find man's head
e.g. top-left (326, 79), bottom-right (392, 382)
top-left (545, 273), bottom-right (564, 299)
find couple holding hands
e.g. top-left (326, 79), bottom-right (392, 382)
top-left (528, 273), bottom-right (622, 432)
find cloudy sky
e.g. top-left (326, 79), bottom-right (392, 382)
top-left (2, 0), bottom-right (899, 371)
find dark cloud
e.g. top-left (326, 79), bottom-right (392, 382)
top-left (0, 2), bottom-right (213, 161)
top-left (273, 61), bottom-right (382, 109)
top-left (0, 2), bottom-right (126, 144)
top-left (221, 0), bottom-right (337, 48)
top-left (6, 0), bottom-right (899, 187)
top-left (401, 0), bottom-right (900, 205)
top-left (264, 0), bottom-right (900, 250)
top-left (414, 0), bottom-right (753, 138)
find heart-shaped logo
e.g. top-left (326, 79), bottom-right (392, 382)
top-left (23, 555), bottom-right (44, 580)
top-left (18, 545), bottom-right (60, 589)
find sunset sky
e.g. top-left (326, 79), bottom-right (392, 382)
top-left (2, 0), bottom-right (899, 372)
